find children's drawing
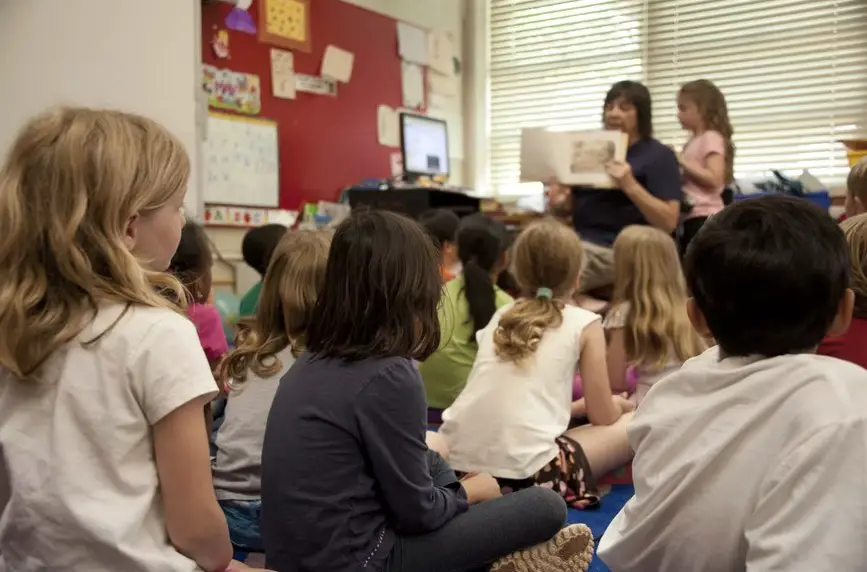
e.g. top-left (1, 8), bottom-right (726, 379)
top-left (225, 0), bottom-right (256, 34)
top-left (258, 0), bottom-right (311, 53)
top-left (212, 29), bottom-right (230, 59)
top-left (203, 65), bottom-right (261, 115)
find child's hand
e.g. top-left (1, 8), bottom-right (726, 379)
top-left (461, 472), bottom-right (502, 504)
top-left (613, 392), bottom-right (635, 414)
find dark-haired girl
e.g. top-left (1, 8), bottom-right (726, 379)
top-left (548, 80), bottom-right (683, 295)
top-left (261, 210), bottom-right (592, 572)
top-left (419, 214), bottom-right (513, 417)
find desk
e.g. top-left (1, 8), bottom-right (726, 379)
top-left (346, 187), bottom-right (481, 220)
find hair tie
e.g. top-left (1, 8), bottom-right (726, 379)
top-left (535, 287), bottom-right (553, 300)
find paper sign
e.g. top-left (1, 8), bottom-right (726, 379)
top-left (401, 62), bottom-right (424, 109)
top-left (321, 45), bottom-right (354, 83)
top-left (377, 105), bottom-right (400, 148)
top-left (428, 32), bottom-right (455, 76)
top-left (296, 74), bottom-right (337, 96)
top-left (270, 49), bottom-right (296, 100)
top-left (428, 70), bottom-right (458, 97)
top-left (397, 22), bottom-right (429, 65)
top-left (203, 65), bottom-right (261, 115)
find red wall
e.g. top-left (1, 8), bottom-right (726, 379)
top-left (202, 0), bottom-right (409, 209)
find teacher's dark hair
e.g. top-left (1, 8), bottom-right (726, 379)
top-left (307, 209), bottom-right (442, 361)
top-left (605, 81), bottom-right (653, 140)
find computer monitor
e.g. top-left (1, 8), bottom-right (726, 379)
top-left (400, 112), bottom-right (449, 180)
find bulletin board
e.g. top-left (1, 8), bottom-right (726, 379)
top-left (204, 112), bottom-right (280, 207)
top-left (201, 0), bottom-right (410, 209)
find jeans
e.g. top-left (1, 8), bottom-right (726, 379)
top-left (220, 499), bottom-right (263, 552)
top-left (385, 451), bottom-right (568, 572)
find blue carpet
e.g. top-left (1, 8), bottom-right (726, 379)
top-left (565, 484), bottom-right (634, 572)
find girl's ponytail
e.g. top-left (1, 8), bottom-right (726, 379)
top-left (493, 288), bottom-right (565, 363)
top-left (456, 215), bottom-right (509, 342)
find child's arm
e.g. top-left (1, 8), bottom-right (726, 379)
top-left (579, 320), bottom-right (623, 426)
top-left (357, 360), bottom-right (469, 534)
top-left (132, 315), bottom-right (232, 572)
top-left (680, 152), bottom-right (725, 190)
top-left (606, 328), bottom-right (630, 393)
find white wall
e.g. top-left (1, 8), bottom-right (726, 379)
top-left (0, 0), bottom-right (203, 215)
top-left (340, 0), bottom-right (467, 185)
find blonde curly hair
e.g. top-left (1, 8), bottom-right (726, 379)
top-left (219, 230), bottom-right (331, 391)
top-left (0, 107), bottom-right (189, 379)
top-left (841, 214), bottom-right (867, 318)
top-left (493, 219), bottom-right (583, 364)
top-left (680, 79), bottom-right (735, 184)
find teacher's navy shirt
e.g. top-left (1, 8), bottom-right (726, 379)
top-left (261, 353), bottom-right (469, 572)
top-left (571, 137), bottom-right (682, 247)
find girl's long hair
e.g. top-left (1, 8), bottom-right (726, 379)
top-left (457, 214), bottom-right (509, 341)
top-left (680, 79), bottom-right (735, 184)
top-left (0, 107), bottom-right (189, 380)
top-left (841, 214), bottom-right (867, 319)
top-left (612, 225), bottom-right (706, 367)
top-left (219, 230), bottom-right (331, 391)
top-left (493, 219), bottom-right (583, 363)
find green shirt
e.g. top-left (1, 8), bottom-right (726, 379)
top-left (420, 276), bottom-right (513, 410)
top-left (239, 281), bottom-right (263, 317)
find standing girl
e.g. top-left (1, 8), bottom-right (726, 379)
top-left (0, 108), bottom-right (232, 571)
top-left (214, 230), bottom-right (331, 554)
top-left (605, 225), bottom-right (706, 404)
top-left (261, 210), bottom-right (594, 572)
top-left (420, 214), bottom-right (513, 418)
top-left (676, 79), bottom-right (735, 254)
top-left (440, 219), bottom-right (634, 509)
top-left (170, 221), bottom-right (229, 370)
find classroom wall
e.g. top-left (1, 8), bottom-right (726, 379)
top-left (0, 0), bottom-right (204, 215)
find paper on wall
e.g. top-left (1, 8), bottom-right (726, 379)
top-left (270, 49), bottom-right (296, 100)
top-left (377, 105), bottom-right (400, 148)
top-left (397, 22), bottom-right (429, 65)
top-left (401, 62), bottom-right (425, 109)
top-left (428, 31), bottom-right (455, 76)
top-left (296, 74), bottom-right (337, 96)
top-left (427, 70), bottom-right (458, 97)
top-left (390, 152), bottom-right (404, 177)
top-left (321, 45), bottom-right (355, 83)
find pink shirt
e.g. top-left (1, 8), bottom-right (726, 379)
top-left (187, 303), bottom-right (229, 363)
top-left (682, 130), bottom-right (726, 219)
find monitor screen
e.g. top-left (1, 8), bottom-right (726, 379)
top-left (400, 113), bottom-right (449, 177)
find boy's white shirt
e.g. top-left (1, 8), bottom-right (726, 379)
top-left (598, 347), bottom-right (867, 572)
top-left (0, 304), bottom-right (218, 572)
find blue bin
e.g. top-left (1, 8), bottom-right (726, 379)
top-left (733, 190), bottom-right (831, 211)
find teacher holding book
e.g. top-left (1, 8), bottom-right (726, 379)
top-left (548, 81), bottom-right (682, 295)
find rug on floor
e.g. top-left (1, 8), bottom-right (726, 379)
top-left (566, 483), bottom-right (633, 572)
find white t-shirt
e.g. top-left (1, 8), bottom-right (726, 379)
top-left (440, 303), bottom-right (600, 479)
top-left (598, 347), bottom-right (867, 571)
top-left (0, 304), bottom-right (219, 572)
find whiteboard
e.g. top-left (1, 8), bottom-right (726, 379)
top-left (204, 113), bottom-right (279, 207)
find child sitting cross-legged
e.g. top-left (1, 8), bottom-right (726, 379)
top-left (599, 195), bottom-right (867, 570)
top-left (261, 210), bottom-right (594, 572)
top-left (440, 219), bottom-right (634, 509)
top-left (213, 229), bottom-right (332, 554)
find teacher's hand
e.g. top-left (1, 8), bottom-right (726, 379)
top-left (605, 160), bottom-right (636, 188)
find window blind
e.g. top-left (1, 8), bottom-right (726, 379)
top-left (646, 0), bottom-right (867, 185)
top-left (488, 0), bottom-right (646, 195)
top-left (487, 0), bottom-right (867, 194)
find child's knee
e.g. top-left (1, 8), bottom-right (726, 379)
top-left (523, 487), bottom-right (569, 530)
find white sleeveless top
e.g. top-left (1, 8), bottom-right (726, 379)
top-left (440, 302), bottom-right (600, 479)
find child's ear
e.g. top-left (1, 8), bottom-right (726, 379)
top-left (827, 288), bottom-right (855, 337)
top-left (686, 298), bottom-right (712, 339)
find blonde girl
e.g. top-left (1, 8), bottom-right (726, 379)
top-left (677, 79), bottom-right (735, 253)
top-left (605, 225), bottom-right (706, 404)
top-left (213, 229), bottom-right (331, 554)
top-left (441, 219), bottom-right (634, 509)
top-left (0, 108), bottom-right (233, 571)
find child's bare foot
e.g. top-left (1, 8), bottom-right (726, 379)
top-left (489, 523), bottom-right (594, 572)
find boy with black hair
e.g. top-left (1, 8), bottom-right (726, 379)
top-left (239, 223), bottom-right (287, 316)
top-left (599, 195), bottom-right (867, 571)
top-left (418, 209), bottom-right (460, 282)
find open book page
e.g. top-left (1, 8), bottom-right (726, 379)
top-left (520, 129), bottom-right (628, 189)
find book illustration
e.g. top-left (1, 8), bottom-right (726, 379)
top-left (520, 129), bottom-right (628, 189)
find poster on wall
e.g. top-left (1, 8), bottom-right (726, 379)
top-left (203, 65), bottom-right (262, 115)
top-left (259, 0), bottom-right (312, 53)
top-left (296, 74), bottom-right (337, 96)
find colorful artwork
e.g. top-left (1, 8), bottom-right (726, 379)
top-left (258, 0), bottom-right (311, 53)
top-left (203, 65), bottom-right (261, 115)
top-left (225, 0), bottom-right (256, 34)
top-left (212, 29), bottom-right (230, 59)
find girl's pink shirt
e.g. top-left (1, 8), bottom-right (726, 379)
top-left (682, 130), bottom-right (726, 219)
top-left (187, 302), bottom-right (229, 363)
